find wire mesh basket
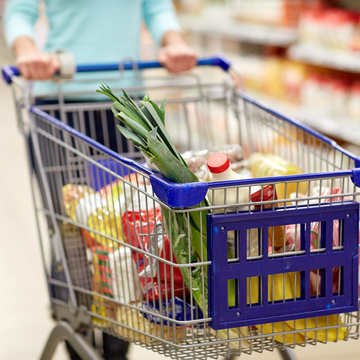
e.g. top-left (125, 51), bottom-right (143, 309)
top-left (3, 57), bottom-right (360, 359)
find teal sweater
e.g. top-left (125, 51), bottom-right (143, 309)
top-left (4, 0), bottom-right (181, 98)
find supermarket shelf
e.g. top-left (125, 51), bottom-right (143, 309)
top-left (288, 44), bottom-right (360, 73)
top-left (179, 14), bottom-right (297, 47)
top-left (247, 91), bottom-right (360, 145)
top-left (296, 109), bottom-right (360, 146)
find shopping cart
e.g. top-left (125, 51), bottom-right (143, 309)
top-left (2, 55), bottom-right (360, 360)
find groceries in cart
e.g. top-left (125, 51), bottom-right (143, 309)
top-left (5, 43), bottom-right (360, 358)
top-left (92, 86), bottom-right (354, 344)
top-left (121, 208), bottom-right (189, 301)
top-left (58, 84), bottom-right (355, 349)
top-left (62, 184), bottom-right (95, 223)
top-left (250, 185), bottom-right (290, 253)
top-left (206, 154), bottom-right (351, 342)
top-left (95, 89), bottom-right (243, 342)
top-left (62, 172), bottom-right (155, 246)
top-left (287, 186), bottom-right (355, 296)
top-left (141, 297), bottom-right (203, 326)
top-left (248, 152), bottom-right (308, 201)
top-left (247, 272), bottom-right (347, 344)
top-left (97, 85), bottom-right (209, 309)
top-left (91, 246), bottom-right (142, 303)
top-left (182, 143), bottom-right (249, 182)
top-left (115, 304), bottom-right (186, 345)
top-left (207, 152), bottom-right (250, 211)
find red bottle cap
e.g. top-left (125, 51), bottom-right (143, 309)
top-left (207, 153), bottom-right (230, 174)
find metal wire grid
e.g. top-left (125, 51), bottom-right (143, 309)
top-left (26, 80), bottom-right (360, 359)
top-left (61, 222), bottom-right (93, 305)
top-left (241, 98), bottom-right (355, 172)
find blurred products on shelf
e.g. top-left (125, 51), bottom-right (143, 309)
top-left (235, 55), bottom-right (360, 121)
top-left (298, 7), bottom-right (360, 52)
top-left (234, 56), bottom-right (307, 104)
top-left (157, 1), bottom-right (360, 145)
top-left (175, 0), bottom-right (325, 27)
top-left (282, 0), bottom-right (325, 27)
top-left (233, 0), bottom-right (324, 28)
top-left (301, 74), bottom-right (360, 120)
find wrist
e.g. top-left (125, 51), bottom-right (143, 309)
top-left (161, 30), bottom-right (186, 47)
top-left (13, 36), bottom-right (38, 58)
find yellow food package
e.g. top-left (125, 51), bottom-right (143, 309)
top-left (100, 179), bottom-right (123, 205)
top-left (116, 305), bottom-right (186, 344)
top-left (62, 184), bottom-right (94, 222)
top-left (249, 152), bottom-right (308, 202)
top-left (88, 206), bottom-right (123, 249)
top-left (248, 272), bottom-right (347, 344)
top-left (92, 297), bottom-right (115, 328)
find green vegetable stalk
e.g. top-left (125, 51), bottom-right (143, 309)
top-left (97, 85), bottom-right (237, 319)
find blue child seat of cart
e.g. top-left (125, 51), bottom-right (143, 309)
top-left (87, 159), bottom-right (134, 191)
top-left (207, 202), bottom-right (359, 330)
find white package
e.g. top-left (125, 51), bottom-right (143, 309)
top-left (108, 246), bottom-right (142, 304)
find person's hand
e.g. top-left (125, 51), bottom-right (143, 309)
top-left (159, 31), bottom-right (197, 73)
top-left (13, 37), bottom-right (60, 80)
top-left (16, 51), bottom-right (60, 81)
top-left (159, 43), bottom-right (197, 73)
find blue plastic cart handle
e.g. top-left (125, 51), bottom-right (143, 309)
top-left (1, 55), bottom-right (231, 85)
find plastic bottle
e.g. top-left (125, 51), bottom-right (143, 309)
top-left (249, 152), bottom-right (308, 201)
top-left (207, 153), bottom-right (249, 210)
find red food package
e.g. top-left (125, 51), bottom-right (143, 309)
top-left (135, 221), bottom-right (183, 284)
top-left (122, 208), bottom-right (161, 248)
top-left (122, 209), bottom-right (188, 301)
top-left (136, 254), bottom-right (188, 302)
top-left (159, 237), bottom-right (183, 283)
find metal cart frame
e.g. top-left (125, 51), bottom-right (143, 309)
top-left (2, 56), bottom-right (359, 360)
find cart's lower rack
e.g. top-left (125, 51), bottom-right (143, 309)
top-left (90, 300), bottom-right (360, 359)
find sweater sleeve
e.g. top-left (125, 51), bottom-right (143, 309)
top-left (142, 0), bottom-right (182, 46)
top-left (3, 0), bottom-right (40, 49)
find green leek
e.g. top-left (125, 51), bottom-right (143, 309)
top-left (97, 85), bottom-right (236, 318)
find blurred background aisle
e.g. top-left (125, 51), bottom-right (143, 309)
top-left (0, 0), bottom-right (360, 359)
top-left (175, 0), bottom-right (360, 151)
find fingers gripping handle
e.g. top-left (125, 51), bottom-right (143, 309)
top-left (2, 54), bottom-right (232, 85)
top-left (2, 50), bottom-right (75, 85)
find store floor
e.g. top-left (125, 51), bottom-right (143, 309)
top-left (0, 43), bottom-right (359, 360)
